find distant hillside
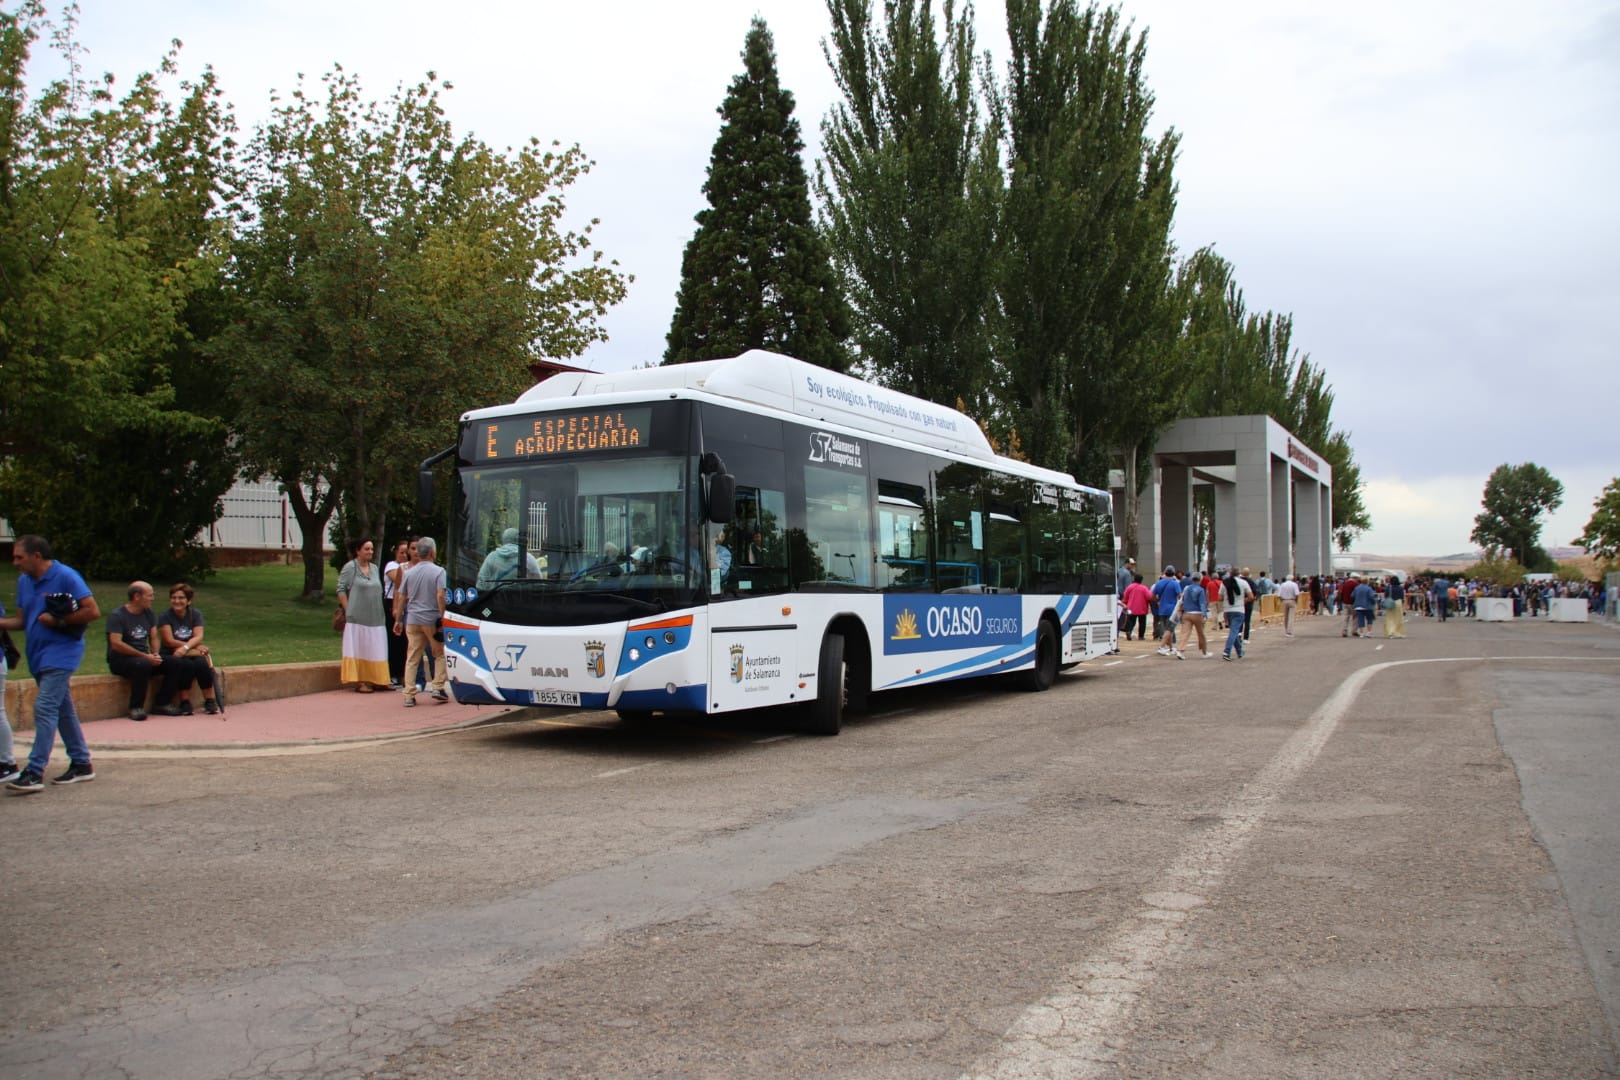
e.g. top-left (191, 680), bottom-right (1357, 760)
top-left (1343, 546), bottom-right (1591, 573)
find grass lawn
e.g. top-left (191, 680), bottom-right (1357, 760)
top-left (6, 562), bottom-right (342, 678)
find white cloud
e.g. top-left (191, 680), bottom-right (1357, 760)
top-left (1359, 465), bottom-right (1615, 559)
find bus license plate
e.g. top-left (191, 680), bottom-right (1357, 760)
top-left (532, 689), bottom-right (580, 706)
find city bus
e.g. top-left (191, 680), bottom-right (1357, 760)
top-left (422, 350), bottom-right (1117, 734)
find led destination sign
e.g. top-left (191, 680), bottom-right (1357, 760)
top-left (480, 408), bottom-right (652, 461)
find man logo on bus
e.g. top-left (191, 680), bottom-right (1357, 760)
top-left (584, 641), bottom-right (606, 679)
top-left (730, 643), bottom-right (745, 683)
top-left (891, 608), bottom-right (921, 640)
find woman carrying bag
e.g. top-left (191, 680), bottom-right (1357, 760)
top-left (337, 538), bottom-right (390, 693)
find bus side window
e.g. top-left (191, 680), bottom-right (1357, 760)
top-left (877, 480), bottom-right (930, 591)
top-left (725, 484), bottom-right (788, 595)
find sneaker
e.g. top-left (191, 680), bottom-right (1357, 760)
top-left (7, 769), bottom-right (45, 793)
top-left (430, 689), bottom-right (449, 702)
top-left (179, 700), bottom-right (194, 716)
top-left (52, 761), bottom-right (95, 785)
top-left (1222, 652), bottom-right (1233, 662)
top-left (154, 704), bottom-right (183, 716)
top-left (130, 708), bottom-right (147, 722)
top-left (403, 696), bottom-right (417, 708)
top-left (389, 679), bottom-right (404, 690)
top-left (1173, 650), bottom-right (1185, 659)
top-left (203, 699), bottom-right (219, 715)
top-left (0, 762), bottom-right (19, 784)
top-left (1156, 646), bottom-right (1171, 656)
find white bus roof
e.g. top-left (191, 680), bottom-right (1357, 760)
top-left (471, 350), bottom-right (1093, 493)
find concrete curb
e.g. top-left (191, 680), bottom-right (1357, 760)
top-left (15, 707), bottom-right (538, 757)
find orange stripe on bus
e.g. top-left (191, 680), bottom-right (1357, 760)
top-left (629, 615), bottom-right (695, 631)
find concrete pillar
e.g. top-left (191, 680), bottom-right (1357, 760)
top-left (1160, 463), bottom-right (1193, 573)
top-left (1319, 484), bottom-right (1334, 576)
top-left (1270, 459), bottom-right (1292, 578)
top-left (1234, 439), bottom-right (1272, 574)
top-left (1137, 466), bottom-right (1162, 574)
top-left (1212, 482), bottom-right (1237, 572)
top-left (1293, 477), bottom-right (1322, 576)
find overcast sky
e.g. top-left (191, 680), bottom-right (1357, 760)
top-left (58, 0), bottom-right (1620, 559)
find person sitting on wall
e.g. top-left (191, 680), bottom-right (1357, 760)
top-left (105, 581), bottom-right (165, 721)
top-left (154, 582), bottom-right (219, 716)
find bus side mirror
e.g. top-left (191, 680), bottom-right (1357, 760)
top-left (417, 468), bottom-right (435, 519)
top-left (416, 445), bottom-right (456, 520)
top-left (708, 472), bottom-right (736, 524)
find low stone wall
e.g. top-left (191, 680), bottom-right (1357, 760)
top-left (4, 662), bottom-right (343, 729)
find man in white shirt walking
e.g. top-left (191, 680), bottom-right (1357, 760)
top-left (1276, 574), bottom-right (1301, 637)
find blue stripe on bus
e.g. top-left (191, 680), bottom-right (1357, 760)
top-left (880, 595), bottom-right (1096, 690)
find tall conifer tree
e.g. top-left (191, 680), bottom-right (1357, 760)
top-left (665, 18), bottom-right (850, 369)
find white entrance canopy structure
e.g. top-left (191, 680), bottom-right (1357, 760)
top-left (1113, 416), bottom-right (1334, 578)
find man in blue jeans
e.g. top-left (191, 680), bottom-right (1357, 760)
top-left (3, 535), bottom-right (102, 793)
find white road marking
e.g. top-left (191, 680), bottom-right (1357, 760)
top-left (754, 734), bottom-right (795, 744)
top-left (595, 761), bottom-right (665, 779)
top-left (1103, 661), bottom-right (1123, 668)
top-left (965, 654), bottom-right (1620, 1080)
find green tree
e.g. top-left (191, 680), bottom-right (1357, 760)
top-left (219, 67), bottom-right (629, 596)
top-left (0, 1), bottom-right (237, 579)
top-left (666, 17), bottom-right (850, 370)
top-left (1470, 462), bottom-right (1564, 571)
top-left (816, 0), bottom-right (999, 409)
top-left (992, 0), bottom-right (1181, 485)
top-left (1573, 476), bottom-right (1620, 562)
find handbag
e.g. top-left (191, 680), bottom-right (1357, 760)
top-left (332, 605), bottom-right (346, 633)
top-left (1, 628), bottom-right (19, 670)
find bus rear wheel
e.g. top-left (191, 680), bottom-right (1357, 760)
top-left (1020, 620), bottom-right (1059, 692)
top-left (807, 633), bottom-right (846, 735)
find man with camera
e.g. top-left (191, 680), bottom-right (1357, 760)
top-left (3, 535), bottom-right (101, 793)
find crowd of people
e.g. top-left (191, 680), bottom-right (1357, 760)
top-left (1118, 561), bottom-right (1277, 661)
top-left (1116, 561), bottom-right (1611, 655)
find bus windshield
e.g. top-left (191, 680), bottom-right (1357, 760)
top-left (448, 453), bottom-right (707, 626)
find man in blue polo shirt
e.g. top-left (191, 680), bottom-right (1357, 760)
top-left (3, 535), bottom-right (101, 793)
top-left (1151, 565), bottom-right (1183, 656)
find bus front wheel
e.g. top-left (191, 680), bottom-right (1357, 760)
top-left (807, 633), bottom-right (846, 735)
top-left (1021, 620), bottom-right (1059, 692)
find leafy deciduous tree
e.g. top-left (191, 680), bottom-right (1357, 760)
top-left (666, 17), bottom-right (851, 370)
top-left (1470, 462), bottom-right (1564, 571)
top-left (0, 1), bottom-right (237, 579)
top-left (1572, 476), bottom-right (1620, 563)
top-left (220, 67), bottom-right (629, 596)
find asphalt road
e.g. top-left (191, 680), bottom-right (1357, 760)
top-left (2, 613), bottom-right (1616, 1079)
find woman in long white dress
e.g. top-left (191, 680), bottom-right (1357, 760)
top-left (337, 538), bottom-right (390, 692)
